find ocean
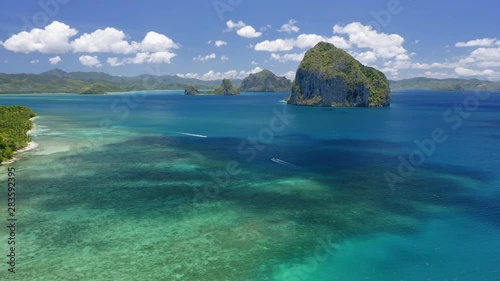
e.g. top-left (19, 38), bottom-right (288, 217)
top-left (0, 90), bottom-right (499, 280)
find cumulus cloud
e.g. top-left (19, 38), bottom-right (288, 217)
top-left (49, 56), bottom-right (62, 65)
top-left (30, 59), bottom-right (39, 64)
top-left (278, 20), bottom-right (300, 34)
top-left (455, 67), bottom-right (495, 77)
top-left (225, 20), bottom-right (262, 38)
top-left (193, 53), bottom-right (217, 62)
top-left (333, 22), bottom-right (407, 60)
top-left (281, 71), bottom-right (296, 80)
top-left (270, 52), bottom-right (305, 63)
top-left (107, 51), bottom-right (177, 66)
top-left (71, 29), bottom-right (178, 54)
top-left (177, 67), bottom-right (263, 81)
top-left (255, 39), bottom-right (295, 52)
top-left (251, 61), bottom-right (258, 65)
top-left (352, 51), bottom-right (377, 64)
top-left (2, 21), bottom-right (77, 53)
top-left (460, 47), bottom-right (500, 67)
top-left (254, 34), bottom-right (350, 52)
top-left (215, 40), bottom-right (227, 47)
top-left (456, 38), bottom-right (497, 47)
top-left (71, 27), bottom-right (135, 53)
top-left (220, 55), bottom-right (229, 61)
top-left (79, 55), bottom-right (102, 68)
top-left (1, 21), bottom-right (179, 67)
top-left (140, 31), bottom-right (179, 52)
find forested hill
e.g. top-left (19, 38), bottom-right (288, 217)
top-left (0, 69), bottom-right (242, 94)
top-left (389, 77), bottom-right (500, 91)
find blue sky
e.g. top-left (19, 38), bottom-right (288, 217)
top-left (1, 0), bottom-right (499, 81)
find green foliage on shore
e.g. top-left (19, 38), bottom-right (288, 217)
top-left (0, 106), bottom-right (37, 162)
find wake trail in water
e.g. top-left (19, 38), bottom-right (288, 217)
top-left (271, 158), bottom-right (301, 169)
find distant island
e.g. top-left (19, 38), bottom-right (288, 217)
top-left (240, 69), bottom-right (292, 92)
top-left (288, 42), bottom-right (391, 107)
top-left (0, 106), bottom-right (37, 163)
top-left (0, 68), bottom-right (242, 94)
top-left (185, 79), bottom-right (240, 95)
top-left (389, 77), bottom-right (500, 91)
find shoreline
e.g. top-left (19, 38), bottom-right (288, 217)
top-left (0, 117), bottom-right (39, 166)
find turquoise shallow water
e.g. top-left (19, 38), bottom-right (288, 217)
top-left (0, 90), bottom-right (499, 280)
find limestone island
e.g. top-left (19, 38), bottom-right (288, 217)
top-left (240, 69), bottom-right (292, 92)
top-left (185, 79), bottom-right (240, 95)
top-left (288, 42), bottom-right (391, 107)
top-left (0, 106), bottom-right (37, 164)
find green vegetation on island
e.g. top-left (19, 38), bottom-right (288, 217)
top-left (389, 77), bottom-right (500, 91)
top-left (184, 79), bottom-right (240, 95)
top-left (239, 69), bottom-right (292, 92)
top-left (0, 106), bottom-right (37, 162)
top-left (0, 68), bottom-right (242, 94)
top-left (288, 42), bottom-right (391, 107)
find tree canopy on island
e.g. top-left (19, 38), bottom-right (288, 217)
top-left (0, 106), bottom-right (37, 162)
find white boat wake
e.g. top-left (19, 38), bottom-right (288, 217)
top-left (271, 158), bottom-right (301, 169)
top-left (175, 132), bottom-right (208, 138)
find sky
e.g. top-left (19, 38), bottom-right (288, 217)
top-left (0, 0), bottom-right (499, 81)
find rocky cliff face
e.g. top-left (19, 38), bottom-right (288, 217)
top-left (184, 79), bottom-right (240, 95)
top-left (240, 70), bottom-right (291, 92)
top-left (288, 42), bottom-right (391, 107)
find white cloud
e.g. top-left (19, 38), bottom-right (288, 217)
top-left (251, 61), bottom-right (258, 65)
top-left (353, 51), bottom-right (377, 64)
top-left (148, 51), bottom-right (177, 64)
top-left (71, 27), bottom-right (135, 54)
top-left (456, 38), bottom-right (497, 47)
top-left (79, 55), bottom-right (102, 68)
top-left (107, 51), bottom-right (177, 66)
top-left (30, 59), bottom-right (39, 64)
top-left (177, 67), bottom-right (263, 81)
top-left (260, 24), bottom-right (272, 31)
top-left (49, 56), bottom-right (62, 65)
top-left (2, 21), bottom-right (77, 53)
top-left (71, 29), bottom-right (178, 54)
top-left (225, 20), bottom-right (262, 38)
top-left (462, 47), bottom-right (500, 67)
top-left (140, 31), bottom-right (179, 52)
top-left (193, 53), bottom-right (216, 62)
top-left (107, 57), bottom-right (124, 67)
top-left (225, 20), bottom-right (246, 31)
top-left (220, 55), bottom-right (229, 61)
top-left (333, 22), bottom-right (407, 60)
top-left (237, 26), bottom-right (262, 38)
top-left (270, 52), bottom-right (305, 63)
top-left (455, 67), bottom-right (495, 77)
top-left (255, 39), bottom-right (295, 52)
top-left (215, 40), bottom-right (227, 47)
top-left (278, 20), bottom-right (299, 34)
top-left (281, 71), bottom-right (296, 81)
top-left (254, 34), bottom-right (350, 52)
top-left (421, 71), bottom-right (457, 79)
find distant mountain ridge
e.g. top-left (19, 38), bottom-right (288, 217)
top-left (0, 68), bottom-right (242, 94)
top-left (390, 77), bottom-right (500, 91)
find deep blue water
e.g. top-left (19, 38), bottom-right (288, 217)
top-left (0, 90), bottom-right (499, 280)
